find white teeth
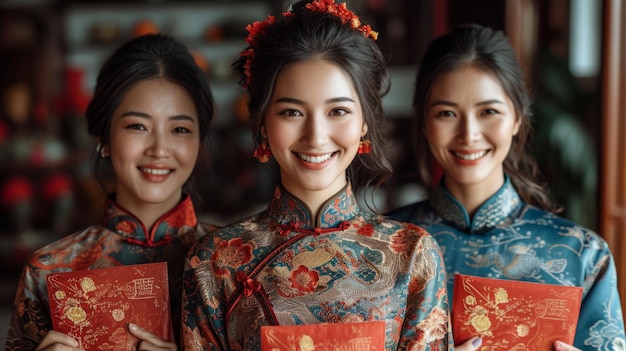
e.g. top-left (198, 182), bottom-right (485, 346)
top-left (453, 151), bottom-right (486, 160)
top-left (140, 168), bottom-right (171, 175)
top-left (297, 153), bottom-right (333, 164)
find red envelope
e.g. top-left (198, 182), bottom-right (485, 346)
top-left (261, 320), bottom-right (386, 351)
top-left (452, 274), bottom-right (583, 350)
top-left (46, 262), bottom-right (172, 350)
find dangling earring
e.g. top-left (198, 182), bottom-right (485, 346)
top-left (254, 140), bottom-right (271, 163)
top-left (357, 137), bottom-right (371, 154)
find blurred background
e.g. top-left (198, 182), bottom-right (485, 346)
top-left (1, 0), bottom-right (625, 343)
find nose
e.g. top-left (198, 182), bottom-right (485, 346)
top-left (458, 114), bottom-right (481, 144)
top-left (301, 113), bottom-right (328, 148)
top-left (146, 130), bottom-right (171, 158)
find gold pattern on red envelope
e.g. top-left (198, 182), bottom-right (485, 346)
top-left (46, 262), bottom-right (172, 350)
top-left (452, 274), bottom-right (583, 350)
top-left (261, 321), bottom-right (385, 351)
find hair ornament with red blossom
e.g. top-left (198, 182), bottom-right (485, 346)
top-left (239, 0), bottom-right (377, 88)
top-left (305, 0), bottom-right (378, 40)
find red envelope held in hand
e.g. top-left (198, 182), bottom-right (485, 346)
top-left (452, 274), bottom-right (583, 350)
top-left (46, 262), bottom-right (172, 351)
top-left (261, 320), bottom-right (386, 351)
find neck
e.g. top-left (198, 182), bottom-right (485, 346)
top-left (281, 181), bottom-right (348, 225)
top-left (444, 175), bottom-right (505, 218)
top-left (291, 192), bottom-right (326, 222)
top-left (114, 193), bottom-right (183, 231)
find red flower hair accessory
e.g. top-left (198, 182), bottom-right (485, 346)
top-left (241, 14), bottom-right (278, 88)
top-left (239, 0), bottom-right (377, 88)
top-left (305, 0), bottom-right (378, 40)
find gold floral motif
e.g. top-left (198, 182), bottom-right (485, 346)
top-left (111, 308), bottom-right (125, 322)
top-left (54, 290), bottom-right (66, 300)
top-left (299, 335), bottom-right (315, 351)
top-left (494, 288), bottom-right (509, 304)
top-left (469, 314), bottom-right (492, 333)
top-left (80, 277), bottom-right (97, 293)
top-left (516, 324), bottom-right (529, 337)
top-left (456, 275), bottom-right (582, 350)
top-left (66, 306), bottom-right (87, 324)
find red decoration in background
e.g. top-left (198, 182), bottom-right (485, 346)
top-left (191, 50), bottom-right (209, 74)
top-left (132, 20), bottom-right (159, 38)
top-left (54, 67), bottom-right (92, 116)
top-left (1, 176), bottom-right (34, 207)
top-left (42, 173), bottom-right (73, 200)
top-left (0, 119), bottom-right (8, 141)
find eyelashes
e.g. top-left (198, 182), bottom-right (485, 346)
top-left (277, 108), bottom-right (352, 118)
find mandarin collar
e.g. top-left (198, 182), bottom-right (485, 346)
top-left (430, 175), bottom-right (522, 233)
top-left (102, 194), bottom-right (198, 247)
top-left (267, 183), bottom-right (359, 228)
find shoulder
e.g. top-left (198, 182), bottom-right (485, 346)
top-left (193, 211), bottom-right (268, 247)
top-left (26, 225), bottom-right (112, 269)
top-left (522, 205), bottom-right (610, 249)
top-left (196, 221), bottom-right (220, 237)
top-left (30, 226), bottom-right (106, 257)
top-left (357, 212), bottom-right (434, 239)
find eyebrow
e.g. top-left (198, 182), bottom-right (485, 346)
top-left (119, 111), bottom-right (196, 123)
top-left (273, 96), bottom-right (356, 104)
top-left (429, 99), bottom-right (506, 108)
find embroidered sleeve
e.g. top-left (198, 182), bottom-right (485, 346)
top-left (576, 235), bottom-right (625, 350)
top-left (181, 245), bottom-right (225, 351)
top-left (396, 226), bottom-right (452, 350)
top-left (5, 264), bottom-right (53, 350)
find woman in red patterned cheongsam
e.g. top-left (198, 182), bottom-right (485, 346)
top-left (181, 1), bottom-right (451, 350)
top-left (6, 33), bottom-right (216, 351)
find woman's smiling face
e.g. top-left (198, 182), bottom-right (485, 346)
top-left (425, 66), bottom-right (520, 197)
top-left (263, 59), bottom-right (367, 202)
top-left (105, 78), bottom-right (200, 215)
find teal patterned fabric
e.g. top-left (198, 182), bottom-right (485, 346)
top-left (388, 176), bottom-right (625, 350)
top-left (182, 184), bottom-right (452, 351)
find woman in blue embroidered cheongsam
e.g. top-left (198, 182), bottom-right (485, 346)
top-left (6, 34), bottom-right (216, 351)
top-left (388, 24), bottom-right (625, 351)
top-left (181, 1), bottom-right (451, 350)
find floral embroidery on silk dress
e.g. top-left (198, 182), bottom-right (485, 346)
top-left (5, 195), bottom-right (215, 351)
top-left (388, 176), bottom-right (626, 351)
top-left (182, 184), bottom-right (451, 351)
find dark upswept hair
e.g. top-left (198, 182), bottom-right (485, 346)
top-left (412, 24), bottom-right (558, 212)
top-left (232, 0), bottom-right (393, 196)
top-left (85, 33), bottom-right (215, 196)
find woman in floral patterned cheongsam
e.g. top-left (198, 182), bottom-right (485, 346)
top-left (388, 24), bottom-right (625, 351)
top-left (5, 34), bottom-right (216, 351)
top-left (181, 1), bottom-right (451, 350)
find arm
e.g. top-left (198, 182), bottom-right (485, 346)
top-left (573, 239), bottom-right (625, 350)
top-left (398, 229), bottom-right (452, 350)
top-left (6, 265), bottom-right (54, 350)
top-left (180, 252), bottom-right (223, 351)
